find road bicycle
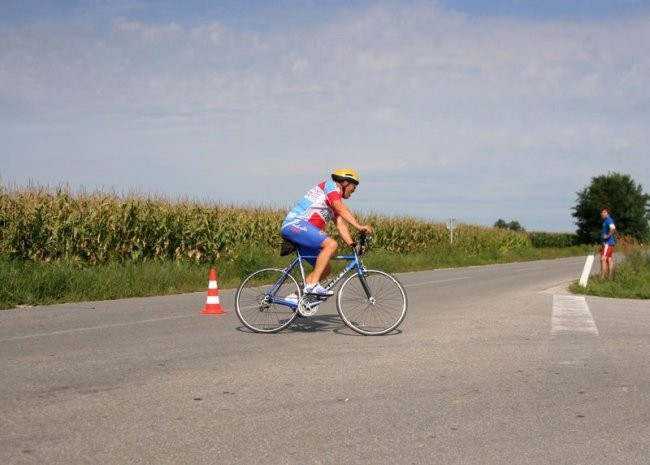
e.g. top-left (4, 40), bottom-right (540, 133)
top-left (234, 232), bottom-right (408, 335)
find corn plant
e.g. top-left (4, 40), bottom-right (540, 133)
top-left (1, 183), bottom-right (577, 266)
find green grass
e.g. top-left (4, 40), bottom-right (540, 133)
top-left (1, 259), bottom-right (203, 308)
top-left (0, 246), bottom-right (289, 309)
top-left (0, 245), bottom-right (599, 310)
top-left (570, 251), bottom-right (650, 299)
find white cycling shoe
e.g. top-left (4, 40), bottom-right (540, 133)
top-left (303, 282), bottom-right (334, 296)
top-left (284, 293), bottom-right (299, 304)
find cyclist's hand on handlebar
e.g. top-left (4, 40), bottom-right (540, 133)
top-left (350, 234), bottom-right (370, 255)
top-left (359, 225), bottom-right (373, 234)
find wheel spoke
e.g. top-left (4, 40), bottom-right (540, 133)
top-left (336, 270), bottom-right (407, 335)
top-left (235, 269), bottom-right (299, 333)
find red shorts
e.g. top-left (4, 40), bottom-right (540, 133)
top-left (600, 244), bottom-right (614, 258)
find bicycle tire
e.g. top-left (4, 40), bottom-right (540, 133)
top-left (235, 268), bottom-right (300, 333)
top-left (336, 269), bottom-right (408, 336)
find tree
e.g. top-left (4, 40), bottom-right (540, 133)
top-left (507, 220), bottom-right (524, 232)
top-left (572, 172), bottom-right (650, 244)
top-left (494, 219), bottom-right (525, 232)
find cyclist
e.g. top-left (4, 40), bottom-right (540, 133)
top-left (281, 168), bottom-right (373, 296)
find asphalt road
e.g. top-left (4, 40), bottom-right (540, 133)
top-left (1, 257), bottom-right (649, 465)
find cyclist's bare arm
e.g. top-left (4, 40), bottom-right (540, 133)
top-left (334, 216), bottom-right (354, 246)
top-left (331, 200), bottom-right (373, 241)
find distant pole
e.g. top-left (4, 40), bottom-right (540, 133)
top-left (446, 217), bottom-right (457, 244)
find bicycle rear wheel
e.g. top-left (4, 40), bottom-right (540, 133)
top-left (336, 269), bottom-right (407, 336)
top-left (235, 268), bottom-right (300, 333)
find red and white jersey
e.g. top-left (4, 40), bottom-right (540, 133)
top-left (282, 180), bottom-right (342, 230)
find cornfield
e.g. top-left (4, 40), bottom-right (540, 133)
top-left (362, 213), bottom-right (533, 254)
top-left (0, 184), bottom-right (574, 265)
top-left (527, 231), bottom-right (579, 248)
top-left (0, 185), bottom-right (283, 264)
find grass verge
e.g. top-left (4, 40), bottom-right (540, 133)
top-left (0, 245), bottom-right (613, 310)
top-left (569, 250), bottom-right (650, 299)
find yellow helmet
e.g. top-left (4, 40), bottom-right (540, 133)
top-left (331, 168), bottom-right (360, 185)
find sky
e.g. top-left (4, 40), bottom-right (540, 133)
top-left (2, 0), bottom-right (649, 232)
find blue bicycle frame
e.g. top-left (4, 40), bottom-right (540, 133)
top-left (270, 248), bottom-right (368, 309)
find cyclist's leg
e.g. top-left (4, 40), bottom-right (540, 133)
top-left (281, 219), bottom-right (334, 285)
top-left (306, 238), bottom-right (336, 285)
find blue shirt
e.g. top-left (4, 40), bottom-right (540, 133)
top-left (601, 216), bottom-right (616, 245)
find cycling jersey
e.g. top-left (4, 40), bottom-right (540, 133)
top-left (281, 180), bottom-right (342, 230)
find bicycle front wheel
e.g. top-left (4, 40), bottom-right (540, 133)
top-left (337, 269), bottom-right (408, 336)
top-left (235, 268), bottom-right (300, 333)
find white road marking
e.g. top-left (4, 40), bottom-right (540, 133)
top-left (0, 314), bottom-right (195, 343)
top-left (551, 294), bottom-right (599, 336)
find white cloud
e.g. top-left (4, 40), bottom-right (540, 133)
top-left (191, 22), bottom-right (227, 44)
top-left (111, 17), bottom-right (182, 40)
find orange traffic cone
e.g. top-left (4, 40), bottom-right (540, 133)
top-left (200, 268), bottom-right (227, 314)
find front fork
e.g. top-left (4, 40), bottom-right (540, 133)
top-left (355, 267), bottom-right (375, 303)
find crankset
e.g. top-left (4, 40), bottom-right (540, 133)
top-left (297, 295), bottom-right (323, 317)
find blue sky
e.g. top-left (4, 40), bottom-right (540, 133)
top-left (2, 1), bottom-right (649, 232)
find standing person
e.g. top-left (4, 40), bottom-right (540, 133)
top-left (281, 168), bottom-right (373, 296)
top-left (600, 208), bottom-right (616, 279)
